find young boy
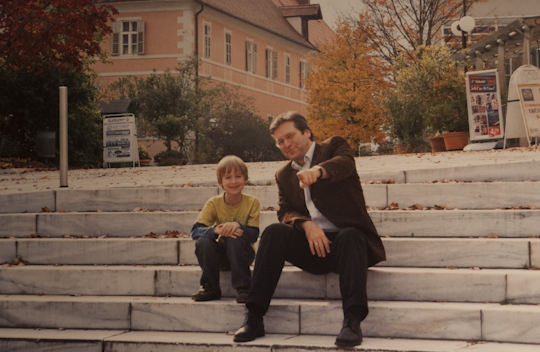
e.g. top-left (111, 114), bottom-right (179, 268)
top-left (191, 155), bottom-right (260, 303)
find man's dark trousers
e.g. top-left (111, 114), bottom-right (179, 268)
top-left (246, 223), bottom-right (369, 319)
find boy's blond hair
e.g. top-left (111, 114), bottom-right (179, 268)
top-left (216, 155), bottom-right (249, 185)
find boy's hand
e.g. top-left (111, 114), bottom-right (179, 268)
top-left (214, 222), bottom-right (243, 238)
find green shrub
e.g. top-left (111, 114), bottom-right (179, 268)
top-left (154, 149), bottom-right (184, 166)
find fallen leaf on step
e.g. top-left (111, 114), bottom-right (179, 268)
top-left (42, 206), bottom-right (50, 212)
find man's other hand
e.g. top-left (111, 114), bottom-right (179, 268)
top-left (302, 220), bottom-right (331, 257)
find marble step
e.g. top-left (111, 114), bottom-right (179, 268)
top-left (3, 182), bottom-right (540, 214)
top-left (6, 328), bottom-right (540, 352)
top-left (1, 296), bottom-right (540, 344)
top-left (2, 237), bottom-right (539, 269)
top-left (1, 266), bottom-right (539, 304)
top-left (3, 209), bottom-right (540, 239)
top-left (2, 329), bottom-right (540, 352)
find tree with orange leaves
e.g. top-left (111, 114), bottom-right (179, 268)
top-left (0, 0), bottom-right (117, 72)
top-left (356, 0), bottom-right (487, 65)
top-left (305, 21), bottom-right (390, 152)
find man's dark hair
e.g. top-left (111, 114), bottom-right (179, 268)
top-left (269, 111), bottom-right (314, 141)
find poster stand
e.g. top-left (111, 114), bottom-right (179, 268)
top-left (103, 113), bottom-right (139, 168)
top-left (463, 69), bottom-right (505, 151)
top-left (504, 65), bottom-right (540, 147)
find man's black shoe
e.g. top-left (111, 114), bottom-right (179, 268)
top-left (233, 312), bottom-right (265, 342)
top-left (191, 283), bottom-right (221, 301)
top-left (335, 317), bottom-right (362, 347)
top-left (236, 287), bottom-right (250, 303)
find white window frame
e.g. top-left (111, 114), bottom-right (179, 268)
top-left (300, 60), bottom-right (310, 88)
top-left (246, 39), bottom-right (257, 74)
top-left (266, 47), bottom-right (278, 80)
top-left (203, 22), bottom-right (212, 59)
top-left (225, 30), bottom-right (232, 66)
top-left (112, 19), bottom-right (145, 56)
top-left (284, 54), bottom-right (291, 84)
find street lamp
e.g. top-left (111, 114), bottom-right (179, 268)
top-left (209, 118), bottom-right (217, 162)
top-left (451, 15), bottom-right (476, 49)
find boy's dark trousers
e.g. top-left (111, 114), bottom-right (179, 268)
top-left (195, 235), bottom-right (255, 290)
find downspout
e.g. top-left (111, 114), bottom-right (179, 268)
top-left (194, 2), bottom-right (204, 78)
top-left (193, 1), bottom-right (204, 159)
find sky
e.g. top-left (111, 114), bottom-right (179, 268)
top-left (310, 0), bottom-right (365, 29)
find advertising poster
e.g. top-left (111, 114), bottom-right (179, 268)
top-left (103, 114), bottom-right (137, 164)
top-left (517, 85), bottom-right (540, 138)
top-left (466, 70), bottom-right (504, 141)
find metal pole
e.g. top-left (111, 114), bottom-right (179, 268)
top-left (59, 86), bottom-right (68, 187)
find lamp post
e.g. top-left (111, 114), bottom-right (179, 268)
top-left (209, 118), bottom-right (217, 163)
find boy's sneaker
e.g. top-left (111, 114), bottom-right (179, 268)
top-left (236, 287), bottom-right (250, 303)
top-left (192, 283), bottom-right (221, 301)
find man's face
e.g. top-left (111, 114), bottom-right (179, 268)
top-left (273, 121), bottom-right (312, 165)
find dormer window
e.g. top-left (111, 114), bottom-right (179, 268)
top-left (278, 4), bottom-right (322, 42)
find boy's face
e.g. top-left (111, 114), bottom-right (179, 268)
top-left (220, 168), bottom-right (245, 196)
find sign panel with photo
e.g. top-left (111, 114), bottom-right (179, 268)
top-left (466, 70), bottom-right (504, 141)
top-left (103, 114), bottom-right (138, 164)
top-left (517, 85), bottom-right (540, 138)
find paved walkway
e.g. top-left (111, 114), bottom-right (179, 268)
top-left (1, 147), bottom-right (539, 193)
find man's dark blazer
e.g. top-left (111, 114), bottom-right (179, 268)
top-left (275, 135), bottom-right (386, 267)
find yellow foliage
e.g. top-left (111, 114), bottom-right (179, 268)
top-left (305, 21), bottom-right (391, 150)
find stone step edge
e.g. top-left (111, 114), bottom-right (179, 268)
top-left (3, 236), bottom-right (538, 269)
top-left (4, 181), bottom-right (540, 215)
top-left (3, 266), bottom-right (538, 304)
top-left (1, 329), bottom-right (540, 352)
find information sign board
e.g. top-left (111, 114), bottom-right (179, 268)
top-left (466, 69), bottom-right (504, 141)
top-left (103, 114), bottom-right (139, 165)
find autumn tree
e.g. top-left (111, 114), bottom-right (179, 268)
top-left (355, 0), bottom-right (486, 65)
top-left (305, 21), bottom-right (390, 152)
top-left (0, 0), bottom-right (117, 72)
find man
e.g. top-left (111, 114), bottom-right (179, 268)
top-left (234, 111), bottom-right (386, 347)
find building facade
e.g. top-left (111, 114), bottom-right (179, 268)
top-left (94, 0), bottom-right (334, 121)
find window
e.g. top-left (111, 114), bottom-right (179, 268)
top-left (266, 48), bottom-right (278, 79)
top-left (204, 23), bottom-right (211, 59)
top-left (225, 31), bottom-right (232, 66)
top-left (246, 40), bottom-right (257, 73)
top-left (300, 60), bottom-right (310, 88)
top-left (285, 54), bottom-right (291, 84)
top-left (112, 20), bottom-right (145, 56)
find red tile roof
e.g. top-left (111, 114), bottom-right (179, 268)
top-left (308, 19), bottom-right (336, 48)
top-left (199, 0), bottom-right (315, 49)
top-left (100, 0), bottom-right (334, 50)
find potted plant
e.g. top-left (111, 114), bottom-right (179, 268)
top-left (154, 149), bottom-right (184, 166)
top-left (138, 145), bottom-right (152, 166)
top-left (425, 71), bottom-right (470, 151)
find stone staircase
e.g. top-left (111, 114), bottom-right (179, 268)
top-left (2, 168), bottom-right (540, 351)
